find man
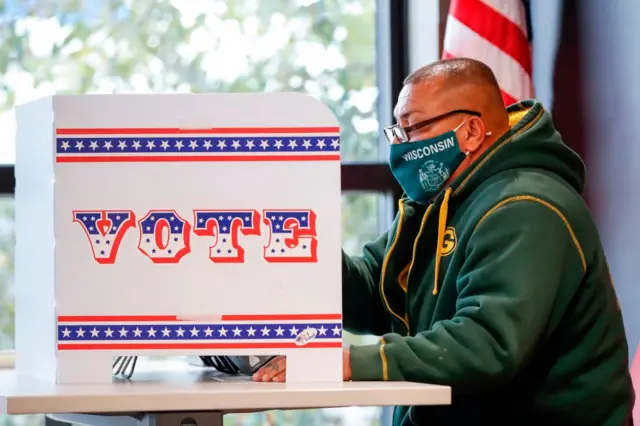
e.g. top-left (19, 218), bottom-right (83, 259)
top-left (253, 58), bottom-right (634, 425)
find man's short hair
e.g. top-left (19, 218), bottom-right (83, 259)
top-left (404, 57), bottom-right (500, 89)
top-left (404, 57), bottom-right (504, 105)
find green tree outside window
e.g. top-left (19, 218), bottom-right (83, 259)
top-left (0, 1), bottom-right (384, 424)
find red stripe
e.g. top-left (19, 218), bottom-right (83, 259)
top-left (449, 0), bottom-right (532, 75)
top-left (58, 314), bottom-right (342, 322)
top-left (500, 89), bottom-right (518, 107)
top-left (57, 342), bottom-right (342, 350)
top-left (56, 155), bottom-right (340, 163)
top-left (442, 50), bottom-right (455, 61)
top-left (56, 127), bottom-right (340, 135)
top-left (221, 314), bottom-right (342, 321)
top-left (58, 315), bottom-right (178, 322)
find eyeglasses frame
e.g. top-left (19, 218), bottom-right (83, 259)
top-left (384, 109), bottom-right (482, 143)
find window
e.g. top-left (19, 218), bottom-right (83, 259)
top-left (0, 0), bottom-right (408, 425)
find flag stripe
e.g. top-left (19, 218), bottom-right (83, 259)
top-left (449, 0), bottom-right (532, 76)
top-left (500, 90), bottom-right (518, 108)
top-left (56, 127), bottom-right (340, 135)
top-left (442, 16), bottom-right (533, 103)
top-left (479, 0), bottom-right (530, 41)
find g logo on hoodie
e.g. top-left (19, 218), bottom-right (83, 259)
top-left (441, 227), bottom-right (457, 256)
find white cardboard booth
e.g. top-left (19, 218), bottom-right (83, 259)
top-left (1, 93), bottom-right (450, 425)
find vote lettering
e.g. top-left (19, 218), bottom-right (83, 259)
top-left (72, 208), bottom-right (318, 264)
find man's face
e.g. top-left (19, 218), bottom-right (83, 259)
top-left (392, 80), bottom-right (470, 145)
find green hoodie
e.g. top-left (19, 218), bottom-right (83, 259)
top-left (343, 100), bottom-right (634, 425)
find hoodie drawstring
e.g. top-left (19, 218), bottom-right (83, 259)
top-left (433, 187), bottom-right (452, 295)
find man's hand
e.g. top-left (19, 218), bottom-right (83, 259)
top-left (252, 348), bottom-right (352, 382)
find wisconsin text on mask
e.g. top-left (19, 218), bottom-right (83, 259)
top-left (401, 137), bottom-right (455, 162)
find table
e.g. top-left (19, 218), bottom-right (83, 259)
top-left (0, 360), bottom-right (451, 426)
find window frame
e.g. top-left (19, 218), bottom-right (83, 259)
top-left (0, 166), bottom-right (13, 194)
top-left (340, 0), bottom-right (407, 220)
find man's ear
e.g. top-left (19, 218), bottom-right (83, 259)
top-left (460, 117), bottom-right (486, 153)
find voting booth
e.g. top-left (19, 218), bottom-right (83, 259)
top-left (14, 93), bottom-right (343, 384)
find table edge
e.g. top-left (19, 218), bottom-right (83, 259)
top-left (1, 384), bottom-right (452, 414)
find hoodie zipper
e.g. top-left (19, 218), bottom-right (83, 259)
top-left (403, 203), bottom-right (435, 336)
top-left (379, 199), bottom-right (410, 333)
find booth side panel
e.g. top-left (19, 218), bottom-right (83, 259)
top-left (14, 96), bottom-right (57, 382)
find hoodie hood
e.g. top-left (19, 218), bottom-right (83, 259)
top-left (449, 99), bottom-right (586, 200)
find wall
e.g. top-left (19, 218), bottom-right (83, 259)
top-left (530, 0), bottom-right (564, 110)
top-left (579, 0), bottom-right (640, 357)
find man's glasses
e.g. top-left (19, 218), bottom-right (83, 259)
top-left (383, 109), bottom-right (481, 143)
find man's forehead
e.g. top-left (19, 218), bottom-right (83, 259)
top-left (393, 82), bottom-right (443, 120)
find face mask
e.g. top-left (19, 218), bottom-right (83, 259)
top-left (389, 121), bottom-right (467, 204)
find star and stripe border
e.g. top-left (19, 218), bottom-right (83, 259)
top-left (56, 313), bottom-right (343, 350)
top-left (55, 127), bottom-right (341, 163)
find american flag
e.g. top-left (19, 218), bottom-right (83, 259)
top-left (442, 0), bottom-right (534, 106)
top-left (57, 314), bottom-right (343, 351)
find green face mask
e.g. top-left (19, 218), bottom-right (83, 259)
top-left (389, 121), bottom-right (467, 204)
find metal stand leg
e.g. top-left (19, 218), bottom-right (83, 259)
top-left (45, 416), bottom-right (74, 426)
